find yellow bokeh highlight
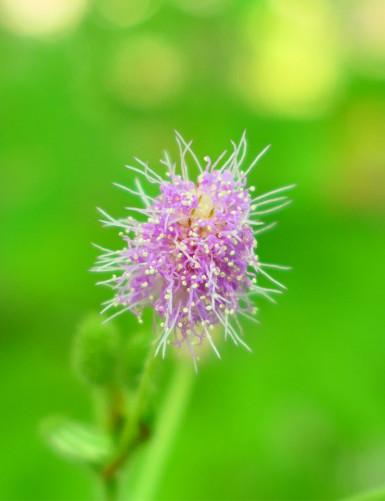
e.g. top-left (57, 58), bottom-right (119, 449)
top-left (0, 0), bottom-right (88, 37)
top-left (107, 36), bottom-right (184, 108)
top-left (345, 0), bottom-right (385, 79)
top-left (232, 0), bottom-right (343, 118)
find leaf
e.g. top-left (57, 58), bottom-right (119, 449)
top-left (41, 416), bottom-right (114, 466)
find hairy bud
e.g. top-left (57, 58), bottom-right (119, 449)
top-left (73, 313), bottom-right (120, 386)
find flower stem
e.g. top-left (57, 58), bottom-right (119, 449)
top-left (102, 476), bottom-right (118, 501)
top-left (101, 347), bottom-right (158, 484)
top-left (130, 357), bottom-right (195, 501)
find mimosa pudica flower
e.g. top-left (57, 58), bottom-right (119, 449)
top-left (93, 132), bottom-right (293, 361)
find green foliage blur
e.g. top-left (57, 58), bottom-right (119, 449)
top-left (1, 0), bottom-right (385, 499)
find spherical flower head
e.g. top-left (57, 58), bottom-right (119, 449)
top-left (93, 132), bottom-right (293, 362)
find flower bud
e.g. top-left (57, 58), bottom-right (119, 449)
top-left (73, 313), bottom-right (120, 386)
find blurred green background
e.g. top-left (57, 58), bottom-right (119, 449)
top-left (1, 0), bottom-right (385, 499)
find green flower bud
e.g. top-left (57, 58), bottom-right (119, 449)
top-left (73, 313), bottom-right (120, 386)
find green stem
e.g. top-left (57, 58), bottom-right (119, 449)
top-left (130, 357), bottom-right (195, 501)
top-left (102, 476), bottom-right (118, 501)
top-left (102, 347), bottom-right (158, 481)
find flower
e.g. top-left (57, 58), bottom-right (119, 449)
top-left (93, 132), bottom-right (293, 361)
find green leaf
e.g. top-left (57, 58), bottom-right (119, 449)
top-left (41, 416), bottom-right (114, 466)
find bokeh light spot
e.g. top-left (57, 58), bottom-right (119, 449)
top-left (107, 36), bottom-right (184, 108)
top-left (345, 0), bottom-right (385, 79)
top-left (232, 0), bottom-right (343, 118)
top-left (0, 0), bottom-right (88, 37)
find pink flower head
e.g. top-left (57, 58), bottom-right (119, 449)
top-left (93, 132), bottom-right (293, 361)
